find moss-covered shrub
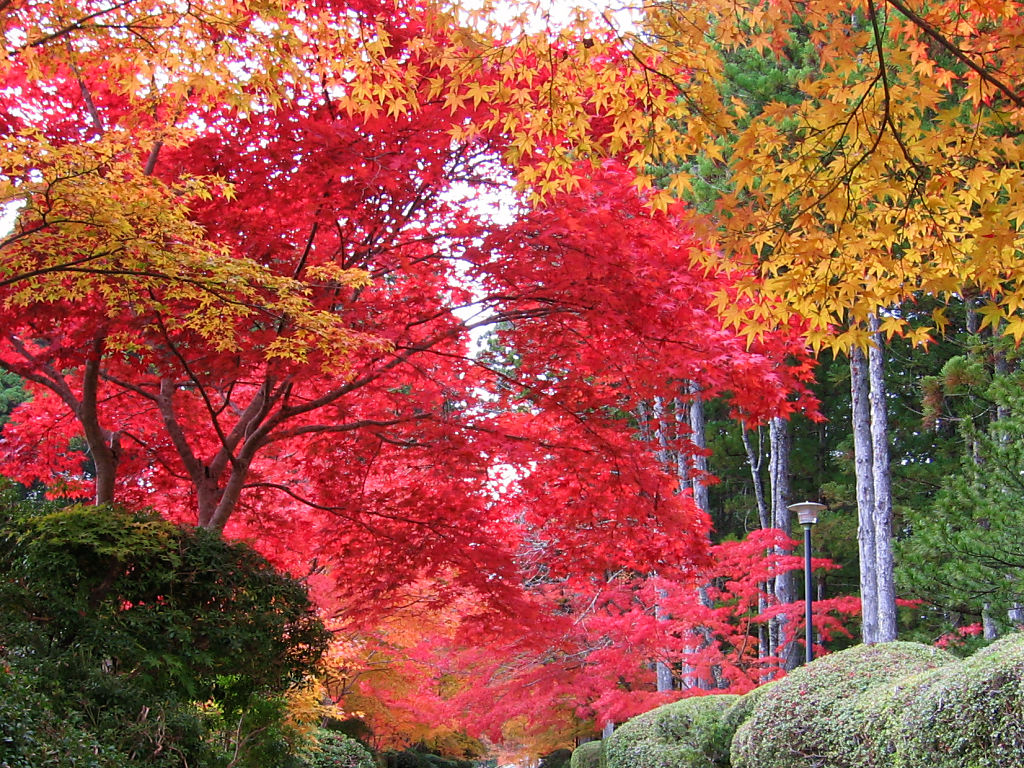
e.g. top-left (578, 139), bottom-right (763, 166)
top-left (850, 632), bottom-right (1024, 767)
top-left (719, 679), bottom-right (777, 735)
top-left (730, 642), bottom-right (954, 768)
top-left (569, 740), bottom-right (604, 768)
top-left (605, 694), bottom-right (739, 768)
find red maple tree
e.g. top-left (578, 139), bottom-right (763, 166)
top-left (0, 45), bottom-right (816, 598)
top-left (0, 0), bottom-right (834, 750)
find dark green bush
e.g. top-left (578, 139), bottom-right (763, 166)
top-left (0, 502), bottom-right (327, 701)
top-left (569, 740), bottom-right (603, 768)
top-left (384, 750), bottom-right (475, 768)
top-left (538, 749), bottom-right (573, 768)
top-left (424, 756), bottom-right (473, 768)
top-left (383, 751), bottom-right (428, 768)
top-left (730, 642), bottom-right (954, 768)
top-left (0, 492), bottom-right (329, 767)
top-left (850, 632), bottom-right (1024, 768)
top-left (0, 665), bottom-right (126, 768)
top-left (605, 694), bottom-right (739, 768)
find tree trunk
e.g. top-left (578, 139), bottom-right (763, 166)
top-left (989, 328), bottom-right (1009, 636)
top-left (674, 397), bottom-right (690, 487)
top-left (868, 317), bottom-right (898, 642)
top-left (982, 604), bottom-right (999, 640)
top-left (80, 341), bottom-right (119, 505)
top-left (741, 425), bottom-right (773, 663)
top-left (684, 385), bottom-right (714, 689)
top-left (689, 386), bottom-right (709, 514)
top-left (651, 397), bottom-right (675, 692)
top-left (851, 345), bottom-right (880, 644)
top-left (769, 416), bottom-right (801, 669)
top-left (655, 657), bottom-right (674, 692)
top-left (741, 426), bottom-right (770, 530)
top-left (156, 375), bottom-right (274, 531)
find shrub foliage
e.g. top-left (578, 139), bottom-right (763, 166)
top-left (851, 633), bottom-right (1024, 767)
top-left (569, 741), bottom-right (604, 768)
top-left (605, 694), bottom-right (739, 768)
top-left (0, 491), bottom-right (329, 767)
top-left (305, 730), bottom-right (377, 768)
top-left (730, 642), bottom-right (954, 768)
top-left (589, 636), bottom-right (1024, 768)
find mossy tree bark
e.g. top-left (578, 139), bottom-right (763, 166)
top-left (868, 317), bottom-right (898, 642)
top-left (852, 345), bottom-right (880, 644)
top-left (769, 417), bottom-right (801, 669)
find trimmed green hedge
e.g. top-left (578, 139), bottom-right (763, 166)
top-left (601, 636), bottom-right (1024, 768)
top-left (719, 679), bottom-right (777, 736)
top-left (381, 750), bottom-right (474, 768)
top-left (569, 741), bottom-right (603, 768)
top-left (730, 642), bottom-right (955, 768)
top-left (850, 632), bottom-right (1024, 767)
top-left (605, 694), bottom-right (739, 768)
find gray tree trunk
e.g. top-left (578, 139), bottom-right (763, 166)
top-left (689, 386), bottom-right (709, 514)
top-left (989, 331), bottom-right (1009, 636)
top-left (674, 397), bottom-right (690, 486)
top-left (651, 397), bottom-right (675, 692)
top-left (682, 385), bottom-right (713, 690)
top-left (851, 345), bottom-right (880, 644)
top-left (741, 426), bottom-right (773, 663)
top-left (769, 417), bottom-right (801, 669)
top-left (655, 656), bottom-right (674, 692)
top-left (982, 604), bottom-right (999, 640)
top-left (868, 317), bottom-right (898, 642)
top-left (769, 418), bottom-right (791, 536)
top-left (741, 426), bottom-right (770, 530)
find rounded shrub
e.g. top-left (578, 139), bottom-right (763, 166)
top-left (569, 740), bottom-right (604, 768)
top-left (0, 497), bottom-right (329, 768)
top-left (605, 694), bottom-right (739, 768)
top-left (852, 632), bottom-right (1024, 768)
top-left (720, 679), bottom-right (778, 734)
top-left (384, 750), bottom-right (472, 768)
top-left (306, 730), bottom-right (376, 768)
top-left (730, 642), bottom-right (954, 768)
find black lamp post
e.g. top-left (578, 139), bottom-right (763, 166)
top-left (788, 501), bottom-right (825, 664)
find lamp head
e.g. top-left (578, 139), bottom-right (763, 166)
top-left (788, 501), bottom-right (826, 526)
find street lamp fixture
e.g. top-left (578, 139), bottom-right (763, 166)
top-left (788, 501), bottom-right (826, 664)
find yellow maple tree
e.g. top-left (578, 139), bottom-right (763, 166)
top-left (1, 0), bottom-right (379, 358)
top-left (366, 0), bottom-right (1024, 348)
top-left (463, 0), bottom-right (1024, 348)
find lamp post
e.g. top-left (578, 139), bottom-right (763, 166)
top-left (788, 501), bottom-right (825, 664)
